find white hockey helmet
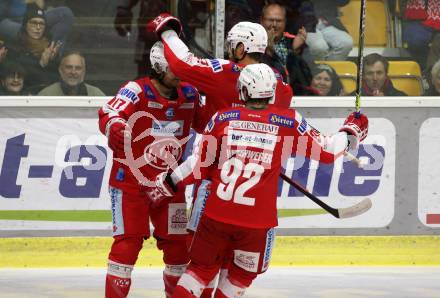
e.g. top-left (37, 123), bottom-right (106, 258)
top-left (237, 63), bottom-right (276, 102)
top-left (150, 41), bottom-right (168, 73)
top-left (226, 22), bottom-right (268, 54)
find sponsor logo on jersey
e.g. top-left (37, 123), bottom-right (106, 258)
top-left (228, 130), bottom-right (277, 151)
top-left (168, 203), bottom-right (188, 235)
top-left (151, 120), bottom-right (183, 136)
top-left (217, 110), bottom-right (240, 122)
top-left (230, 120), bottom-right (279, 135)
top-left (165, 107), bottom-right (175, 120)
top-left (227, 149), bottom-right (273, 164)
top-left (147, 101), bottom-right (163, 109)
top-left (209, 59), bottom-right (223, 73)
top-left (110, 187), bottom-right (124, 236)
top-left (117, 88), bottom-right (139, 103)
top-left (144, 84), bottom-right (156, 99)
top-left (297, 118), bottom-right (308, 135)
top-left (232, 102), bottom-right (245, 108)
top-left (269, 114), bottom-right (295, 128)
top-left (234, 250), bottom-right (260, 273)
top-left (262, 228), bottom-right (275, 272)
top-left (231, 63), bottom-right (242, 72)
top-left (181, 86), bottom-right (197, 101)
top-left (179, 102), bottom-right (194, 109)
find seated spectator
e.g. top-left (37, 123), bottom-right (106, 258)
top-left (427, 33), bottom-right (440, 70)
top-left (401, 0), bottom-right (440, 70)
top-left (260, 2), bottom-right (307, 82)
top-left (286, 52), bottom-right (317, 95)
top-left (8, 4), bottom-right (60, 92)
top-left (0, 0), bottom-right (74, 49)
top-left (38, 51), bottom-right (105, 96)
top-left (310, 63), bottom-right (344, 96)
top-left (425, 59), bottom-right (440, 95)
top-left (0, 60), bottom-right (29, 95)
top-left (301, 0), bottom-right (353, 62)
top-left (351, 53), bottom-right (407, 96)
top-left (0, 39), bottom-right (7, 65)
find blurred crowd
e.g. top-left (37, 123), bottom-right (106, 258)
top-left (0, 0), bottom-right (439, 97)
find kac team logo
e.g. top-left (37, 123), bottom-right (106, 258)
top-left (143, 138), bottom-right (183, 170)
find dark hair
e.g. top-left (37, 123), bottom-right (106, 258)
top-left (311, 63), bottom-right (344, 96)
top-left (363, 53), bottom-right (389, 74)
top-left (1, 60), bottom-right (26, 79)
top-left (246, 52), bottom-right (263, 61)
top-left (59, 50), bottom-right (85, 68)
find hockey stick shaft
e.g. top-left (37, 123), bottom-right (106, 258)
top-left (355, 0), bottom-right (367, 118)
top-left (280, 173), bottom-right (372, 218)
top-left (280, 172), bottom-right (340, 218)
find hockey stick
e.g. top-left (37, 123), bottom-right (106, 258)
top-left (355, 0), bottom-right (367, 118)
top-left (343, 0), bottom-right (368, 166)
top-left (280, 172), bottom-right (372, 218)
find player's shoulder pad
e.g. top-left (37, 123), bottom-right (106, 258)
top-left (293, 109), bottom-right (308, 135)
top-left (268, 108), bottom-right (297, 128)
top-left (143, 82), bottom-right (156, 100)
top-left (180, 83), bottom-right (199, 101)
top-left (204, 112), bottom-right (218, 133)
top-left (208, 58), bottom-right (229, 73)
top-left (216, 109), bottom-right (241, 123)
top-left (117, 81), bottom-right (142, 104)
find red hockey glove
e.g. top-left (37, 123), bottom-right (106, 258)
top-left (146, 13), bottom-right (183, 37)
top-left (339, 112), bottom-right (368, 149)
top-left (107, 121), bottom-right (130, 154)
top-left (145, 172), bottom-right (177, 207)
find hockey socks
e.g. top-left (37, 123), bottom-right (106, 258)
top-left (164, 263), bottom-right (187, 298)
top-left (105, 260), bottom-right (133, 298)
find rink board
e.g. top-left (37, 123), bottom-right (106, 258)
top-left (0, 96), bottom-right (440, 235)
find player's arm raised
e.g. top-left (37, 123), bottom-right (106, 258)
top-left (147, 13), bottom-right (223, 95)
top-left (288, 110), bottom-right (368, 163)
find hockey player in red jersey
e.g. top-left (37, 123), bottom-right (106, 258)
top-left (147, 13), bottom-right (293, 133)
top-left (151, 63), bottom-right (368, 297)
top-left (99, 41), bottom-right (200, 298)
top-left (146, 13), bottom-right (295, 296)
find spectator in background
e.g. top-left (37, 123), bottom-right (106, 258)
top-left (260, 2), bottom-right (307, 82)
top-left (0, 0), bottom-right (74, 50)
top-left (425, 59), bottom-right (440, 95)
top-left (310, 63), bottom-right (344, 96)
top-left (0, 39), bottom-right (8, 65)
top-left (352, 53), bottom-right (407, 96)
top-left (0, 60), bottom-right (29, 95)
top-left (401, 0), bottom-right (440, 70)
top-left (113, 0), bottom-right (171, 77)
top-left (38, 51), bottom-right (105, 96)
top-left (8, 4), bottom-right (61, 92)
top-left (300, 0), bottom-right (353, 62)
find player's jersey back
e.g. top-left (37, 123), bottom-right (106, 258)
top-left (203, 105), bottom-right (306, 229)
